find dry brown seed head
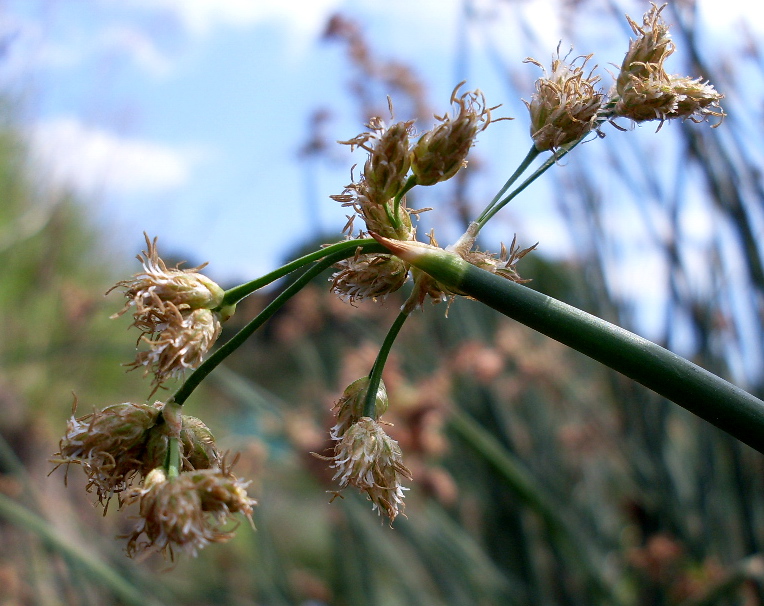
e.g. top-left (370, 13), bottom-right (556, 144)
top-left (410, 83), bottom-right (501, 186)
top-left (330, 251), bottom-right (410, 303)
top-left (525, 52), bottom-right (604, 151)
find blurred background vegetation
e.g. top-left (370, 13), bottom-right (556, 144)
top-left (2, 1), bottom-right (764, 604)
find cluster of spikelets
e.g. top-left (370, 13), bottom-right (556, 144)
top-left (315, 377), bottom-right (412, 523)
top-left (51, 2), bottom-right (726, 558)
top-left (52, 238), bottom-right (260, 558)
top-left (330, 84), bottom-right (537, 311)
top-left (525, 3), bottom-right (723, 152)
top-left (329, 5), bottom-right (722, 312)
top-left (52, 399), bottom-right (256, 558)
top-left (108, 234), bottom-right (235, 394)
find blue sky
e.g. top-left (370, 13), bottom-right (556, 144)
top-left (1, 0), bottom-right (758, 294)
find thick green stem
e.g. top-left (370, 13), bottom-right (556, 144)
top-left (221, 238), bottom-right (378, 307)
top-left (373, 237), bottom-right (764, 453)
top-left (363, 311), bottom-right (409, 418)
top-left (475, 146), bottom-right (540, 227)
top-left (171, 241), bottom-right (387, 406)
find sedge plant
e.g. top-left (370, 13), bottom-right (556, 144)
top-left (51, 3), bottom-right (753, 560)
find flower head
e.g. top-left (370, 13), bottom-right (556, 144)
top-left (328, 417), bottom-right (412, 523)
top-left (122, 466), bottom-right (257, 558)
top-left (410, 83), bottom-right (499, 186)
top-left (340, 114), bottom-right (414, 201)
top-left (52, 401), bottom-right (161, 506)
top-left (525, 52), bottom-right (603, 151)
top-left (617, 3), bottom-right (674, 87)
top-left (142, 413), bottom-right (222, 474)
top-left (52, 400), bottom-right (223, 508)
top-left (127, 306), bottom-right (222, 390)
top-left (330, 251), bottom-right (410, 303)
top-left (613, 3), bottom-right (724, 127)
top-left (111, 233), bottom-right (224, 318)
top-left (665, 76), bottom-right (724, 124)
top-left (109, 234), bottom-right (231, 391)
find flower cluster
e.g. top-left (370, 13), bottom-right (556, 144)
top-left (316, 378), bottom-right (411, 523)
top-left (325, 415), bottom-right (412, 523)
top-left (123, 466), bottom-right (256, 558)
top-left (109, 234), bottom-right (234, 392)
top-left (52, 399), bottom-right (255, 557)
top-left (525, 51), bottom-right (603, 152)
top-left (330, 84), bottom-right (501, 305)
top-left (613, 4), bottom-right (724, 127)
top-left (524, 4), bottom-right (723, 146)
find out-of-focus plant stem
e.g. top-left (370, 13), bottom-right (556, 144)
top-left (373, 235), bottom-right (764, 453)
top-left (448, 408), bottom-right (623, 605)
top-left (0, 493), bottom-right (165, 606)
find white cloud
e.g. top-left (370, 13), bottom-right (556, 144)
top-left (98, 26), bottom-right (174, 76)
top-left (120, 0), bottom-right (343, 38)
top-left (25, 117), bottom-right (203, 195)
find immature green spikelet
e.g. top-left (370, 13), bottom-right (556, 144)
top-left (142, 413), bottom-right (222, 475)
top-left (331, 377), bottom-right (389, 439)
top-left (525, 52), bottom-right (603, 151)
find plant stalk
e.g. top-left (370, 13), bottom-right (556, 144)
top-left (373, 235), bottom-right (764, 453)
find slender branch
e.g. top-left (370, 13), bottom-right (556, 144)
top-left (172, 241), bottom-right (388, 406)
top-left (474, 145), bottom-right (540, 226)
top-left (476, 141), bottom-right (580, 229)
top-left (373, 236), bottom-right (764, 453)
top-left (166, 437), bottom-right (181, 478)
top-left (392, 174), bottom-right (418, 229)
top-left (221, 238), bottom-right (378, 307)
top-left (363, 311), bottom-right (409, 418)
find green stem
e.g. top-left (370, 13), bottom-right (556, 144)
top-left (392, 175), bottom-right (418, 227)
top-left (363, 311), bottom-right (409, 418)
top-left (374, 237), bottom-right (764, 453)
top-left (448, 409), bottom-right (623, 605)
top-left (474, 146), bottom-right (540, 227)
top-left (0, 493), bottom-right (165, 606)
top-left (165, 437), bottom-right (181, 478)
top-left (476, 141), bottom-right (579, 229)
top-left (220, 238), bottom-right (379, 307)
top-left (171, 241), bottom-right (387, 406)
